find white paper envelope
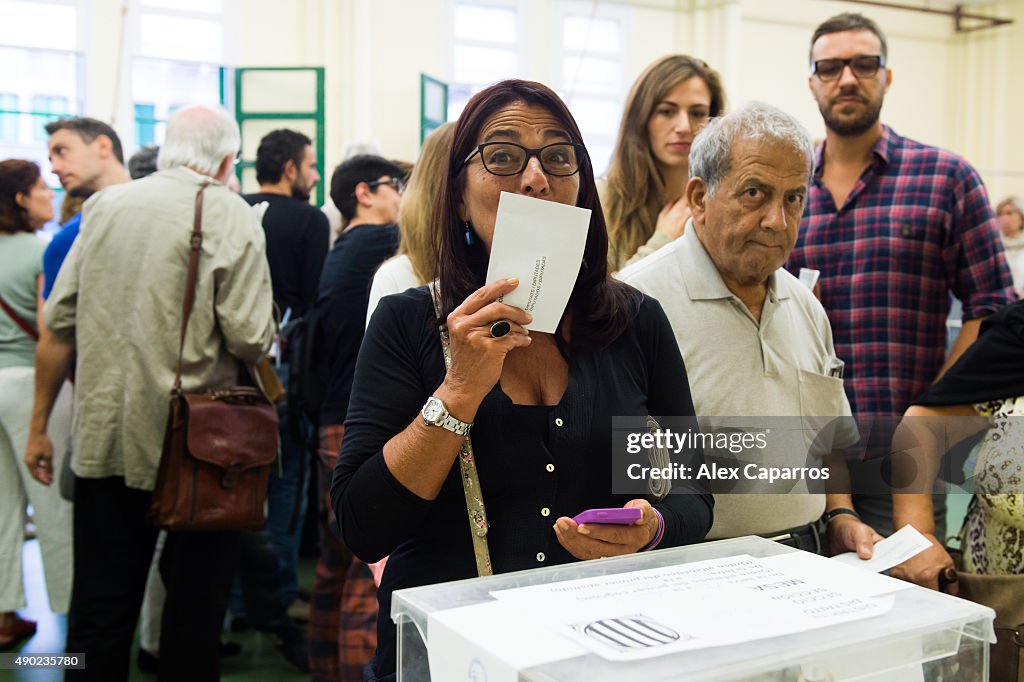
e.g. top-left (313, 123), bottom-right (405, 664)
top-left (484, 192), bottom-right (591, 333)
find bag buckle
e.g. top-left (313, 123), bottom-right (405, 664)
top-left (221, 463), bottom-right (243, 489)
top-left (1014, 624), bottom-right (1024, 647)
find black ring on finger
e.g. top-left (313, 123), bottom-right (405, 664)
top-left (489, 320), bottom-right (511, 338)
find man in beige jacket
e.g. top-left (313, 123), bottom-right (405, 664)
top-left (29, 104), bottom-right (275, 681)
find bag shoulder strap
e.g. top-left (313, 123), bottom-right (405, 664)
top-left (0, 294), bottom-right (39, 342)
top-left (172, 182), bottom-right (211, 395)
top-left (429, 283), bottom-right (493, 577)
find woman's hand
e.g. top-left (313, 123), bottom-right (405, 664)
top-left (24, 430), bottom-right (55, 486)
top-left (440, 278), bottom-right (533, 409)
top-left (553, 499), bottom-right (659, 560)
top-left (654, 197), bottom-right (691, 241)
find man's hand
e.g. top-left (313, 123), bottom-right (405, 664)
top-left (24, 430), bottom-right (55, 486)
top-left (826, 515), bottom-right (883, 558)
top-left (889, 533), bottom-right (957, 594)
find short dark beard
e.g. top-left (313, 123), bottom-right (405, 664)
top-left (290, 179), bottom-right (310, 202)
top-left (67, 185), bottom-right (95, 200)
top-left (820, 95), bottom-right (883, 137)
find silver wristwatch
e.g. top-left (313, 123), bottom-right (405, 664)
top-left (421, 396), bottom-right (473, 437)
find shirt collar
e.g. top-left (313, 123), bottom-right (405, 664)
top-left (680, 223), bottom-right (787, 302)
top-left (168, 165), bottom-right (224, 185)
top-left (813, 123), bottom-right (895, 180)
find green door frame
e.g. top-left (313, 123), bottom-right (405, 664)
top-left (234, 66), bottom-right (326, 206)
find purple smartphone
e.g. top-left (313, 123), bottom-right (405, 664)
top-left (572, 507), bottom-right (642, 525)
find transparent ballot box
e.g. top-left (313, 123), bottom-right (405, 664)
top-left (391, 536), bottom-right (995, 681)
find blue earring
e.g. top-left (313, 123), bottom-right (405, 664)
top-left (464, 221), bottom-right (476, 246)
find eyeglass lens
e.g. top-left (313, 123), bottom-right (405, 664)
top-left (814, 55), bottom-right (882, 80)
top-left (480, 142), bottom-right (580, 176)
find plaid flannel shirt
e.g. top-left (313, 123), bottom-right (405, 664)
top-left (787, 125), bottom-right (1015, 417)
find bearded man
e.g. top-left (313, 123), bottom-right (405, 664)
top-left (786, 12), bottom-right (1014, 588)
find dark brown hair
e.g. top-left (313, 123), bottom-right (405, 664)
top-left (0, 160), bottom-right (43, 234)
top-left (434, 79), bottom-right (641, 349)
top-left (45, 117), bottom-right (125, 164)
top-left (810, 13), bottom-right (888, 64)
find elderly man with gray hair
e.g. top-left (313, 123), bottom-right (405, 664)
top-left (619, 102), bottom-right (880, 557)
top-left (39, 104), bottom-right (275, 681)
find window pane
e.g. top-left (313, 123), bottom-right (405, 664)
top-left (563, 16), bottom-right (621, 54)
top-left (135, 103), bottom-right (156, 146)
top-left (0, 45), bottom-right (81, 163)
top-left (453, 45), bottom-right (518, 84)
top-left (140, 0), bottom-right (222, 13)
top-left (31, 95), bottom-right (69, 142)
top-left (454, 4), bottom-right (516, 44)
top-left (0, 1), bottom-right (76, 50)
top-left (563, 56), bottom-right (622, 95)
top-left (0, 47), bottom-right (80, 101)
top-left (447, 83), bottom-right (478, 122)
top-left (132, 59), bottom-right (222, 146)
top-left (0, 93), bottom-right (18, 141)
top-left (139, 14), bottom-right (222, 62)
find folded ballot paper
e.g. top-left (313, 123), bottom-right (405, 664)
top-left (484, 192), bottom-right (591, 333)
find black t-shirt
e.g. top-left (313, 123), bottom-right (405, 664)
top-left (242, 192), bottom-right (329, 318)
top-left (316, 223), bottom-right (400, 425)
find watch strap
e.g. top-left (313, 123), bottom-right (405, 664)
top-left (440, 413), bottom-right (472, 436)
top-left (822, 507), bottom-right (860, 524)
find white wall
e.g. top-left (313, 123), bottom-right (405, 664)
top-left (58, 0), bottom-right (1024, 201)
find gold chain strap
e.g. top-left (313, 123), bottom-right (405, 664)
top-left (430, 284), bottom-right (493, 577)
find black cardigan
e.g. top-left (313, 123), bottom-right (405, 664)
top-left (333, 286), bottom-right (713, 679)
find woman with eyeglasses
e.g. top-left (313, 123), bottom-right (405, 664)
top-left (603, 55), bottom-right (726, 271)
top-left (0, 160), bottom-right (73, 649)
top-left (332, 79), bottom-right (712, 681)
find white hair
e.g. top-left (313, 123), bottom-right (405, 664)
top-left (157, 105), bottom-right (240, 177)
top-left (690, 101), bottom-right (815, 196)
top-left (341, 138), bottom-right (382, 161)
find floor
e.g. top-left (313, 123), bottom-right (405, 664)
top-left (1, 540), bottom-right (314, 682)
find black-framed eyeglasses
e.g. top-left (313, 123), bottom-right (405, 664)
top-left (461, 142), bottom-right (586, 177)
top-left (360, 176), bottom-right (405, 195)
top-left (812, 55), bottom-right (885, 81)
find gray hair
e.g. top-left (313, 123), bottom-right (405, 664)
top-left (157, 105), bottom-right (240, 177)
top-left (689, 101), bottom-right (815, 196)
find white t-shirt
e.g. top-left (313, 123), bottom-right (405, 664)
top-left (365, 254), bottom-right (422, 329)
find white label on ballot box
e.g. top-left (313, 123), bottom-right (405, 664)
top-left (428, 600), bottom-right (586, 681)
top-left (484, 192), bottom-right (591, 333)
top-left (486, 554), bottom-right (892, 662)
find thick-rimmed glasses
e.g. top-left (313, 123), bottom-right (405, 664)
top-left (362, 176), bottom-right (405, 195)
top-left (461, 142), bottom-right (585, 177)
top-left (812, 55), bottom-right (885, 81)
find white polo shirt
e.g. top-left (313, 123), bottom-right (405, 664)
top-left (619, 225), bottom-right (855, 539)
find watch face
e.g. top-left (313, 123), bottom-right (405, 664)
top-left (423, 397), bottom-right (445, 423)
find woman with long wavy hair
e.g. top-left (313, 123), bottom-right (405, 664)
top-left (603, 55), bottom-right (725, 270)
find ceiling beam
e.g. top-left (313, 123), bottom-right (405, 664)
top-left (833, 1), bottom-right (1013, 33)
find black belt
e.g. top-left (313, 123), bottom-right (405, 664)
top-left (758, 521), bottom-right (823, 554)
